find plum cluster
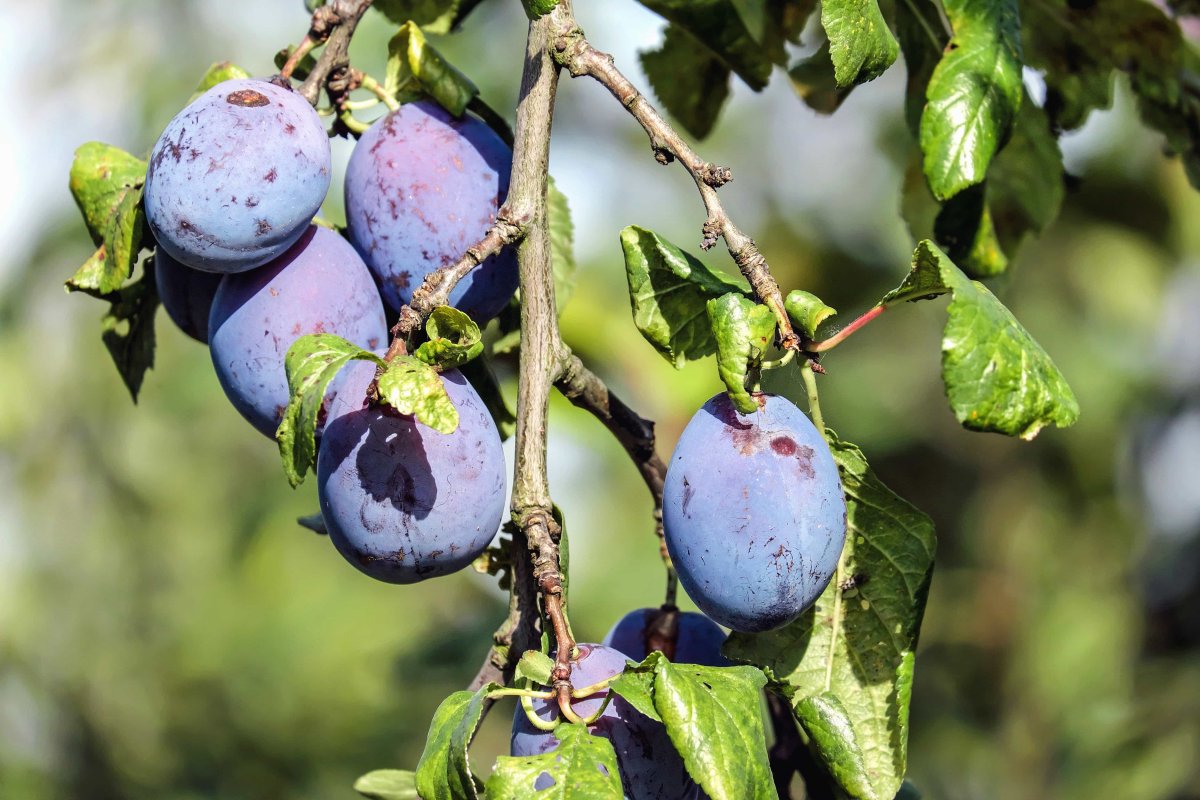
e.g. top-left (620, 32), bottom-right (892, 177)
top-left (147, 80), bottom-right (516, 583)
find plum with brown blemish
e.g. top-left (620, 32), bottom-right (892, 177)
top-left (662, 392), bottom-right (846, 633)
top-left (316, 360), bottom-right (506, 584)
top-left (154, 249), bottom-right (222, 343)
top-left (208, 226), bottom-right (387, 437)
top-left (343, 100), bottom-right (518, 322)
top-left (144, 78), bottom-right (330, 273)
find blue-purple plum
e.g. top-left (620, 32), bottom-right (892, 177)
top-left (603, 608), bottom-right (729, 667)
top-left (344, 100), bottom-right (517, 322)
top-left (154, 249), bottom-right (222, 343)
top-left (662, 393), bottom-right (846, 633)
top-left (145, 78), bottom-right (330, 273)
top-left (316, 360), bottom-right (506, 583)
top-left (510, 644), bottom-right (700, 800)
top-left (208, 226), bottom-right (387, 437)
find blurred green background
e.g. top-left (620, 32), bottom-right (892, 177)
top-left (3, 1), bottom-right (1200, 798)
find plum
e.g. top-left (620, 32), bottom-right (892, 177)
top-left (510, 644), bottom-right (700, 800)
top-left (144, 78), bottom-right (330, 273)
top-left (208, 226), bottom-right (387, 437)
top-left (316, 360), bottom-right (506, 583)
top-left (343, 100), bottom-right (517, 322)
top-left (154, 249), bottom-right (222, 343)
top-left (662, 393), bottom-right (846, 633)
top-left (603, 608), bottom-right (729, 667)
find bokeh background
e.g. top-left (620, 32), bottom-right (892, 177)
top-left (3, 1), bottom-right (1200, 798)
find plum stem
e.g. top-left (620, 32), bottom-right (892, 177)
top-left (355, 71), bottom-right (399, 112)
top-left (519, 694), bottom-right (560, 732)
top-left (808, 304), bottom-right (886, 353)
top-left (279, 35), bottom-right (317, 81)
top-left (800, 360), bottom-right (826, 434)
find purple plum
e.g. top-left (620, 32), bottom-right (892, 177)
top-left (154, 249), bottom-right (222, 343)
top-left (603, 608), bottom-right (729, 667)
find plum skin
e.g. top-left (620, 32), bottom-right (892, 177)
top-left (208, 226), bottom-right (388, 437)
top-left (603, 609), bottom-right (729, 667)
top-left (154, 249), bottom-right (222, 343)
top-left (662, 393), bottom-right (847, 634)
top-left (343, 100), bottom-right (518, 322)
top-left (144, 78), bottom-right (330, 273)
top-left (316, 360), bottom-right (507, 584)
top-left (510, 644), bottom-right (700, 800)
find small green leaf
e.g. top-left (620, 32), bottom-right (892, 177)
top-left (882, 241), bottom-right (1079, 438)
top-left (414, 306), bottom-right (483, 369)
top-left (520, 0), bottom-right (560, 18)
top-left (515, 650), bottom-right (555, 685)
top-left (377, 356), bottom-right (459, 434)
top-left (652, 660), bottom-right (773, 800)
top-left (415, 685), bottom-right (497, 800)
top-left (621, 225), bottom-right (747, 368)
top-left (193, 61), bottom-right (250, 96)
top-left (385, 21), bottom-right (478, 116)
top-left (820, 0), bottom-right (900, 86)
top-left (640, 25), bottom-right (733, 139)
top-left (707, 293), bottom-right (775, 414)
top-left (787, 40), bottom-right (855, 114)
top-left (636, 0), bottom-right (775, 90)
top-left (919, 0), bottom-right (1023, 200)
top-left (275, 334), bottom-right (383, 488)
top-left (374, 0), bottom-right (461, 32)
top-left (547, 176), bottom-right (576, 315)
top-left (608, 655), bottom-right (661, 723)
top-left (485, 724), bottom-right (623, 799)
top-left (99, 266), bottom-right (159, 402)
top-left (65, 247), bottom-right (110, 297)
top-left (784, 289), bottom-right (837, 339)
top-left (69, 143), bottom-right (148, 295)
top-left (354, 769), bottom-right (420, 799)
top-left (726, 434), bottom-right (935, 800)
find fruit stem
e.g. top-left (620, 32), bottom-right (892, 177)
top-left (761, 349), bottom-right (796, 370)
top-left (520, 693), bottom-right (560, 732)
top-left (486, 687), bottom-right (554, 700)
top-left (800, 360), bottom-right (826, 434)
top-left (357, 72), bottom-right (400, 112)
top-left (279, 35), bottom-right (318, 81)
top-left (808, 304), bottom-right (885, 353)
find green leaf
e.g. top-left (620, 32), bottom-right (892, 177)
top-left (621, 226), bottom-right (746, 368)
top-left (919, 0), bottom-right (1023, 200)
top-left (932, 184), bottom-right (1008, 278)
top-left (640, 24), bottom-right (733, 139)
top-left (275, 334), bottom-right (383, 488)
top-left (636, 0), bottom-right (775, 90)
top-left (520, 0), bottom-right (560, 18)
top-left (69, 143), bottom-right (147, 245)
top-left (486, 724), bottom-right (623, 799)
top-left (608, 656), bottom-right (661, 723)
top-left (882, 240), bottom-right (1079, 438)
top-left (787, 40), bottom-right (855, 114)
top-left (895, 0), bottom-right (947, 134)
top-left (820, 0), bottom-right (900, 86)
top-left (354, 769), bottom-right (419, 800)
top-left (652, 659), bottom-right (773, 800)
top-left (457, 354), bottom-right (516, 440)
top-left (99, 267), bottom-right (159, 402)
top-left (414, 306), bottom-right (483, 369)
top-left (415, 685), bottom-right (496, 800)
top-left (385, 21), bottom-right (478, 116)
top-left (547, 176), bottom-right (576, 315)
top-left (784, 289), bottom-right (837, 339)
top-left (193, 61), bottom-right (250, 96)
top-left (515, 650), bottom-right (555, 685)
top-left (377, 356), bottom-right (459, 434)
top-left (707, 293), bottom-right (775, 414)
top-left (374, 0), bottom-right (461, 32)
top-left (726, 434), bottom-right (936, 800)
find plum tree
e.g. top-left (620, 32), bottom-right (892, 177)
top-left (209, 226), bottom-right (387, 437)
top-left (316, 360), bottom-right (507, 584)
top-left (154, 250), bottom-right (222, 343)
top-left (603, 608), bottom-right (729, 667)
top-left (144, 78), bottom-right (330, 273)
top-left (510, 644), bottom-right (701, 800)
top-left (662, 393), bottom-right (846, 633)
top-left (343, 99), bottom-right (518, 322)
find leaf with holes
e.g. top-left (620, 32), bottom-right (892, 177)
top-left (486, 723), bottom-right (623, 799)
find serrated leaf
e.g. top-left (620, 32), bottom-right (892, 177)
top-left (652, 659), bottom-right (773, 800)
top-left (414, 306), bottom-right (483, 369)
top-left (547, 176), bottom-right (576, 314)
top-left (377, 355), bottom-right (459, 434)
top-left (486, 724), bottom-right (623, 799)
top-left (788, 40), bottom-right (855, 114)
top-left (636, 0), bottom-right (775, 90)
top-left (100, 267), bottom-right (159, 402)
top-left (725, 434), bottom-right (935, 800)
top-left (515, 650), bottom-right (555, 685)
top-left (883, 240), bottom-right (1079, 438)
top-left (354, 769), bottom-right (419, 800)
top-left (374, 0), bottom-right (460, 33)
top-left (193, 61), bottom-right (250, 96)
top-left (520, 0), bottom-right (560, 18)
top-left (415, 685), bottom-right (497, 800)
top-left (919, 0), bottom-right (1023, 200)
top-left (641, 24), bottom-right (733, 139)
top-left (385, 21), bottom-right (478, 116)
top-left (275, 334), bottom-right (383, 488)
top-left (621, 226), bottom-right (746, 368)
top-left (707, 292), bottom-right (775, 414)
top-left (821, 0), bottom-right (900, 86)
top-left (784, 289), bottom-right (837, 338)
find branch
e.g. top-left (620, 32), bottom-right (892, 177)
top-left (548, 15), bottom-right (799, 351)
top-left (296, 0), bottom-right (374, 106)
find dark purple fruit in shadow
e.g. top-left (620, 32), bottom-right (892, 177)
top-left (603, 608), bottom-right (729, 667)
top-left (208, 226), bottom-right (387, 437)
top-left (144, 78), bottom-right (330, 273)
top-left (343, 100), bottom-right (517, 322)
top-left (316, 360), bottom-right (507, 584)
top-left (154, 249), bottom-right (222, 343)
top-left (662, 393), bottom-right (846, 633)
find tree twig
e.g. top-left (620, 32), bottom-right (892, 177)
top-left (297, 0), bottom-right (375, 106)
